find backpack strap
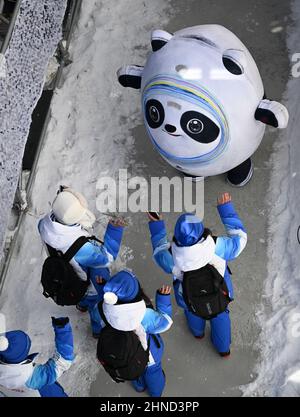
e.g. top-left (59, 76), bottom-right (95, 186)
top-left (62, 236), bottom-right (92, 262)
top-left (46, 243), bottom-right (61, 258)
top-left (150, 334), bottom-right (161, 349)
top-left (88, 235), bottom-right (104, 245)
top-left (98, 301), bottom-right (110, 327)
top-left (212, 235), bottom-right (233, 276)
top-left (46, 234), bottom-right (104, 259)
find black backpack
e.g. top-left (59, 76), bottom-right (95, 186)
top-left (41, 236), bottom-right (94, 306)
top-left (97, 303), bottom-right (150, 383)
top-left (182, 264), bottom-right (231, 320)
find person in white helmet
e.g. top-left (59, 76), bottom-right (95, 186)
top-left (38, 186), bottom-right (126, 338)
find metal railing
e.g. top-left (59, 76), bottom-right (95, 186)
top-left (0, 0), bottom-right (22, 54)
top-left (0, 0), bottom-right (83, 292)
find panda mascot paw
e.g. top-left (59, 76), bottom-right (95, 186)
top-left (255, 99), bottom-right (289, 129)
top-left (117, 65), bottom-right (144, 89)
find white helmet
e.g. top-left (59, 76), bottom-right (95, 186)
top-left (52, 187), bottom-right (96, 228)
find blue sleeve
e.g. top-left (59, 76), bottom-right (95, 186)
top-left (103, 223), bottom-right (124, 260)
top-left (74, 224), bottom-right (124, 269)
top-left (173, 279), bottom-right (188, 309)
top-left (215, 202), bottom-right (247, 262)
top-left (53, 321), bottom-right (74, 361)
top-left (142, 293), bottom-right (173, 334)
top-left (148, 221), bottom-right (174, 275)
top-left (25, 322), bottom-right (74, 390)
top-left (155, 292), bottom-right (172, 318)
top-left (74, 242), bottom-right (110, 268)
top-left (26, 359), bottom-right (57, 390)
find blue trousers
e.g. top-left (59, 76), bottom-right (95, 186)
top-left (39, 382), bottom-right (67, 397)
top-left (78, 294), bottom-right (103, 334)
top-left (184, 309), bottom-right (231, 353)
top-left (132, 362), bottom-right (165, 397)
top-left (78, 271), bottom-right (106, 334)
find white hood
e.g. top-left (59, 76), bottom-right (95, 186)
top-left (0, 361), bottom-right (34, 390)
top-left (103, 300), bottom-right (149, 352)
top-left (172, 235), bottom-right (226, 278)
top-left (39, 214), bottom-right (89, 252)
top-left (103, 300), bottom-right (146, 331)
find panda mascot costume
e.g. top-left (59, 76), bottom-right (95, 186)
top-left (117, 25), bottom-right (289, 186)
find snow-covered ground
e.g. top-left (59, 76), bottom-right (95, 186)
top-left (0, 0), bottom-right (67, 255)
top-left (0, 0), bottom-right (173, 397)
top-left (243, 0), bottom-right (300, 397)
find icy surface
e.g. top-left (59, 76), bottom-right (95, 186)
top-left (0, 0), bottom-right (172, 397)
top-left (243, 0), bottom-right (300, 397)
top-left (0, 0), bottom-right (67, 257)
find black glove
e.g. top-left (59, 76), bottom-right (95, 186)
top-left (51, 317), bottom-right (69, 328)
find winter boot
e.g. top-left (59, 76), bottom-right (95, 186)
top-left (226, 158), bottom-right (253, 187)
top-left (219, 350), bottom-right (231, 358)
top-left (132, 377), bottom-right (146, 393)
top-left (76, 303), bottom-right (88, 313)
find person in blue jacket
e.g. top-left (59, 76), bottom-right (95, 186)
top-left (147, 192), bottom-right (247, 357)
top-left (97, 270), bottom-right (173, 397)
top-left (38, 186), bottom-right (126, 338)
top-left (0, 317), bottom-right (74, 397)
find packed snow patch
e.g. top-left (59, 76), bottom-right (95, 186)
top-left (243, 0), bottom-right (300, 397)
top-left (0, 0), bottom-right (67, 258)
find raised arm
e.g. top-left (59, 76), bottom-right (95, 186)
top-left (142, 286), bottom-right (173, 334)
top-left (148, 218), bottom-right (175, 275)
top-left (75, 220), bottom-right (125, 268)
top-left (215, 193), bottom-right (247, 262)
top-left (103, 220), bottom-right (125, 261)
top-left (25, 318), bottom-right (74, 390)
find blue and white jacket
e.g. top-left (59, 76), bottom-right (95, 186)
top-left (101, 292), bottom-right (173, 366)
top-left (148, 202), bottom-right (247, 308)
top-left (0, 322), bottom-right (74, 397)
top-left (38, 214), bottom-right (124, 295)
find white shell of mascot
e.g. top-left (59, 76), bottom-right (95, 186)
top-left (118, 25), bottom-right (289, 186)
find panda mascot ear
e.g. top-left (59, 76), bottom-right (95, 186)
top-left (255, 99), bottom-right (289, 129)
top-left (151, 29), bottom-right (173, 51)
top-left (117, 65), bottom-right (144, 89)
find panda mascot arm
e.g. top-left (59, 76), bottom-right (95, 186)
top-left (117, 65), bottom-right (144, 89)
top-left (117, 30), bottom-right (172, 88)
top-left (255, 99), bottom-right (289, 129)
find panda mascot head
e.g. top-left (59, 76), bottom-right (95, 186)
top-left (118, 25), bottom-right (289, 186)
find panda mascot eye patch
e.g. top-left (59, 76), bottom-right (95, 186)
top-left (145, 99), bottom-right (165, 128)
top-left (180, 111), bottom-right (220, 144)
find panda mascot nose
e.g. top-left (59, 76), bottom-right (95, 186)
top-left (165, 124), bottom-right (177, 133)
